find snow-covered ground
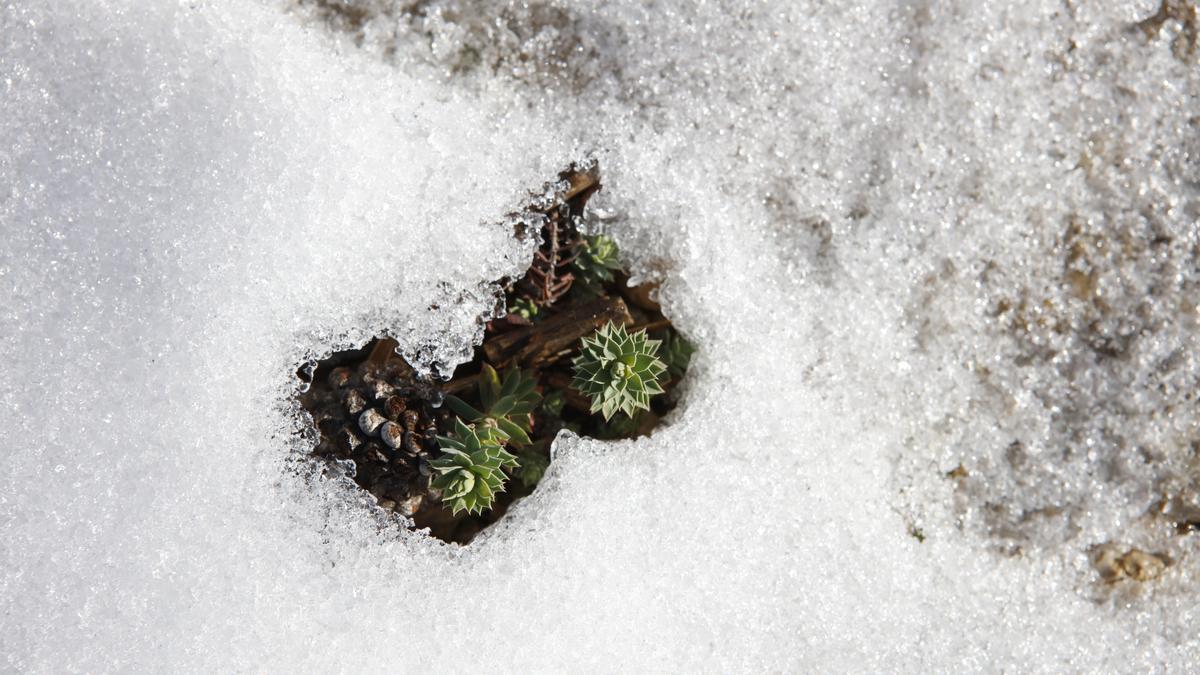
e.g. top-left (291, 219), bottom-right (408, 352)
top-left (2, 0), bottom-right (1197, 670)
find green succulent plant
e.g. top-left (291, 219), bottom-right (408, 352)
top-left (571, 321), bottom-right (667, 421)
top-left (508, 297), bottom-right (539, 321)
top-left (515, 443), bottom-right (551, 488)
top-left (540, 389), bottom-right (566, 418)
top-left (429, 418), bottom-right (519, 516)
top-left (660, 330), bottom-right (695, 380)
top-left (570, 234), bottom-right (623, 296)
top-left (444, 364), bottom-right (541, 446)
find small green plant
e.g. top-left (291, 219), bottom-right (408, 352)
top-left (508, 297), bottom-right (539, 321)
top-left (660, 330), bottom-right (695, 380)
top-left (571, 321), bottom-right (667, 421)
top-left (540, 389), bottom-right (566, 418)
top-left (515, 442), bottom-right (551, 488)
top-left (570, 234), bottom-right (622, 296)
top-left (429, 418), bottom-right (519, 516)
top-left (445, 364), bottom-right (541, 446)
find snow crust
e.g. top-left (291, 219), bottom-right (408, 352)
top-left (2, 0), bottom-right (1198, 670)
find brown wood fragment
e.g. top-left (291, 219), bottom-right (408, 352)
top-left (631, 318), bottom-right (672, 334)
top-left (621, 281), bottom-right (662, 313)
top-left (946, 465), bottom-right (969, 479)
top-left (367, 337), bottom-right (399, 366)
top-left (482, 296), bottom-right (633, 368)
top-left (562, 167), bottom-right (599, 202)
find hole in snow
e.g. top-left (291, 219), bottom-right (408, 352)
top-left (296, 163), bottom-right (694, 544)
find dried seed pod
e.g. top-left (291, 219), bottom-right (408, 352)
top-left (401, 409), bottom-right (420, 432)
top-left (397, 431), bottom-right (415, 457)
top-left (370, 380), bottom-right (395, 401)
top-left (358, 408), bottom-right (387, 436)
top-left (335, 426), bottom-right (362, 453)
top-left (421, 418), bottom-right (439, 453)
top-left (384, 395), bottom-right (407, 420)
top-left (343, 389), bottom-right (367, 415)
top-left (358, 361), bottom-right (380, 379)
top-left (327, 367), bottom-right (353, 389)
top-left (379, 421), bottom-right (404, 449)
top-left (389, 409), bottom-right (418, 455)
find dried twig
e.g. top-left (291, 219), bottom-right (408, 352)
top-left (482, 296), bottom-right (633, 368)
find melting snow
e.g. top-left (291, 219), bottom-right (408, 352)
top-left (2, 0), bottom-right (1198, 670)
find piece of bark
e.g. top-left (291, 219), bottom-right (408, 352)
top-left (562, 167), bottom-right (599, 202)
top-left (483, 296), bottom-right (633, 368)
top-left (630, 318), bottom-right (672, 334)
top-left (367, 337), bottom-right (399, 366)
top-left (621, 281), bottom-right (662, 313)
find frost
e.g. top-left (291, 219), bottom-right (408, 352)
top-left (2, 0), bottom-right (1198, 671)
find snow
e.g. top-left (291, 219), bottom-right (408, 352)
top-left (2, 0), bottom-right (1198, 671)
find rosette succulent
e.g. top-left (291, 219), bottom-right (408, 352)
top-left (515, 443), bottom-right (551, 488)
top-left (429, 418), bottom-right (519, 516)
top-left (444, 364), bottom-right (541, 446)
top-left (571, 321), bottom-right (667, 421)
top-left (570, 233), bottom-right (622, 296)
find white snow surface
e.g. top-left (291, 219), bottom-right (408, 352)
top-left (2, 0), bottom-right (1198, 671)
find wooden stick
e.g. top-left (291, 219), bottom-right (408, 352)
top-left (482, 296), bottom-right (633, 368)
top-left (630, 318), bottom-right (672, 334)
top-left (367, 337), bottom-right (400, 366)
top-left (562, 169), bottom-right (599, 202)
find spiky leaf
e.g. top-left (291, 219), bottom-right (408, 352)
top-left (479, 363), bottom-right (502, 410)
top-left (443, 366), bottom-right (541, 448)
top-left (570, 321), bottom-right (668, 421)
top-left (570, 234), bottom-right (622, 297)
top-left (429, 420), bottom-right (519, 516)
